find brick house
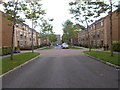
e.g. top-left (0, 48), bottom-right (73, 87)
top-left (78, 9), bottom-right (120, 48)
top-left (1, 11), bottom-right (41, 48)
top-left (0, 11), bottom-right (13, 47)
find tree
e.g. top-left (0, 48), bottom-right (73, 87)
top-left (39, 19), bottom-right (54, 46)
top-left (69, 1), bottom-right (95, 50)
top-left (49, 34), bottom-right (57, 45)
top-left (24, 0), bottom-right (45, 53)
top-left (62, 20), bottom-right (79, 44)
top-left (2, 0), bottom-right (25, 60)
top-left (87, 0), bottom-right (119, 56)
top-left (69, 0), bottom-right (110, 51)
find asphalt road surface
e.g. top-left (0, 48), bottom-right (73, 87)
top-left (2, 47), bottom-right (119, 88)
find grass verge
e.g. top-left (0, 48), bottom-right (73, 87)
top-left (40, 46), bottom-right (53, 50)
top-left (69, 46), bottom-right (83, 49)
top-left (83, 51), bottom-right (120, 66)
top-left (1, 52), bottom-right (40, 74)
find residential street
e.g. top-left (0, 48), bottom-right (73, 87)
top-left (3, 47), bottom-right (118, 88)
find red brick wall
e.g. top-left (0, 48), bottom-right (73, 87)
top-left (2, 12), bottom-right (13, 47)
top-left (105, 10), bottom-right (120, 46)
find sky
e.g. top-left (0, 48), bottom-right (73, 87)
top-left (0, 0), bottom-right (73, 36)
top-left (33, 0), bottom-right (119, 36)
top-left (0, 0), bottom-right (119, 36)
top-left (39, 0), bottom-right (73, 36)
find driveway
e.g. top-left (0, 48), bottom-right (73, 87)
top-left (2, 47), bottom-right (119, 88)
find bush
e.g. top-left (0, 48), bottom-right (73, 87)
top-left (83, 44), bottom-right (88, 48)
top-left (112, 41), bottom-right (120, 52)
top-left (91, 45), bottom-right (100, 49)
top-left (2, 46), bottom-right (11, 55)
top-left (20, 47), bottom-right (32, 50)
top-left (20, 46), bottom-right (40, 50)
top-left (0, 46), bottom-right (20, 56)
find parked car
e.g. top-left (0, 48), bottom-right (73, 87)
top-left (61, 43), bottom-right (69, 49)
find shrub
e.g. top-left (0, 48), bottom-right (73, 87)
top-left (91, 45), bottom-right (100, 49)
top-left (2, 46), bottom-right (11, 55)
top-left (0, 46), bottom-right (20, 55)
top-left (112, 41), bottom-right (120, 52)
top-left (20, 47), bottom-right (32, 50)
top-left (20, 46), bottom-right (39, 50)
top-left (83, 44), bottom-right (88, 48)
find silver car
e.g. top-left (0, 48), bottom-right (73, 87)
top-left (61, 43), bottom-right (69, 49)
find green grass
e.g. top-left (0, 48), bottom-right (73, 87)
top-left (69, 46), bottom-right (83, 49)
top-left (83, 51), bottom-right (120, 66)
top-left (1, 52), bottom-right (40, 74)
top-left (39, 46), bottom-right (53, 50)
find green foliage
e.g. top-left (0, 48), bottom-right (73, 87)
top-left (69, 1), bottom-right (95, 26)
top-left (62, 20), bottom-right (78, 43)
top-left (3, 1), bottom-right (25, 23)
top-left (83, 51), bottom-right (120, 66)
top-left (112, 41), bottom-right (120, 52)
top-left (20, 46), bottom-right (38, 50)
top-left (40, 20), bottom-right (53, 34)
top-left (69, 1), bottom-right (118, 26)
top-left (49, 34), bottom-right (57, 42)
top-left (39, 19), bottom-right (54, 43)
top-left (24, 1), bottom-right (46, 28)
top-left (115, 8), bottom-right (120, 16)
top-left (0, 47), bottom-right (20, 55)
top-left (2, 47), bottom-right (11, 55)
top-left (2, 52), bottom-right (40, 74)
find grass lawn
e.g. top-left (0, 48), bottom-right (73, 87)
top-left (69, 46), bottom-right (83, 49)
top-left (83, 51), bottom-right (120, 66)
top-left (1, 52), bottom-right (40, 74)
top-left (40, 46), bottom-right (53, 50)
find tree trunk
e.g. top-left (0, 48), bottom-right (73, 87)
top-left (110, 0), bottom-right (113, 56)
top-left (95, 23), bottom-right (97, 47)
top-left (86, 24), bottom-right (91, 51)
top-left (10, 0), bottom-right (19, 60)
top-left (10, 24), bottom-right (15, 60)
top-left (32, 20), bottom-right (34, 53)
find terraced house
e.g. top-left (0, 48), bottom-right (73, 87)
top-left (15, 23), bottom-right (41, 48)
top-left (78, 9), bottom-right (120, 48)
top-left (0, 11), bottom-right (41, 48)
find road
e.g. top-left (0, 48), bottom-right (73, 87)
top-left (2, 47), bottom-right (119, 88)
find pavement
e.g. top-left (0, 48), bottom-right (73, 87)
top-left (2, 46), bottom-right (119, 88)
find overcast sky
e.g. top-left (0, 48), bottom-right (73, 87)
top-left (33, 0), bottom-right (119, 36)
top-left (0, 0), bottom-right (119, 36)
top-left (39, 0), bottom-right (73, 35)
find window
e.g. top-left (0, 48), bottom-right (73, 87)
top-left (20, 34), bottom-right (23, 39)
top-left (25, 36), bottom-right (27, 39)
top-left (30, 38), bottom-right (32, 41)
top-left (19, 41), bottom-right (23, 46)
top-left (97, 34), bottom-right (100, 38)
top-left (91, 26), bottom-right (93, 30)
top-left (101, 21), bottom-right (104, 26)
top-left (97, 40), bottom-right (101, 45)
top-left (93, 25), bottom-right (95, 29)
